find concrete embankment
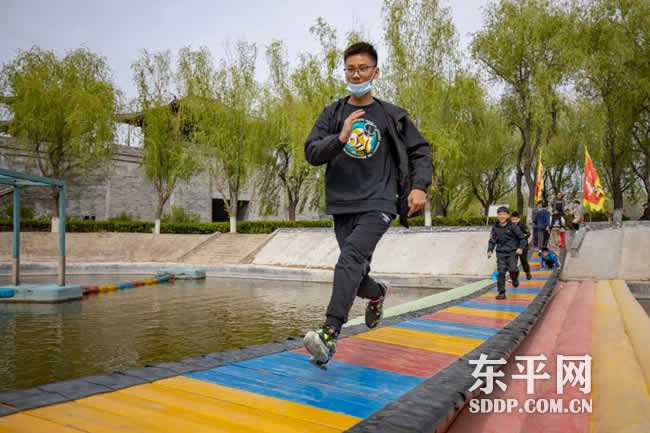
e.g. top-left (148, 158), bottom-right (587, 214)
top-left (2, 223), bottom-right (649, 281)
top-left (562, 222), bottom-right (650, 280)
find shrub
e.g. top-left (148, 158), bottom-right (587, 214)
top-left (161, 206), bottom-right (201, 224)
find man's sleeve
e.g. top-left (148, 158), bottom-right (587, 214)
top-left (513, 224), bottom-right (528, 250)
top-left (401, 117), bottom-right (432, 192)
top-left (304, 106), bottom-right (344, 166)
top-left (488, 227), bottom-right (496, 253)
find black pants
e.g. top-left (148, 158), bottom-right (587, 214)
top-left (536, 229), bottom-right (548, 249)
top-left (519, 248), bottom-right (531, 275)
top-left (325, 211), bottom-right (392, 332)
top-left (496, 252), bottom-right (519, 294)
top-left (572, 222), bottom-right (580, 231)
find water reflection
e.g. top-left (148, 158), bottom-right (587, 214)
top-left (0, 275), bottom-right (442, 391)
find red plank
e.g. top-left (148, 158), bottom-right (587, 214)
top-left (471, 297), bottom-right (532, 307)
top-left (447, 281), bottom-right (593, 433)
top-left (421, 311), bottom-right (512, 329)
top-left (293, 337), bottom-right (457, 378)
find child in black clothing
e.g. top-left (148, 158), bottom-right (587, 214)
top-left (511, 211), bottom-right (532, 280)
top-left (487, 207), bottom-right (528, 299)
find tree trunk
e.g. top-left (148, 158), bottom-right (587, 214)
top-left (51, 186), bottom-right (60, 218)
top-left (288, 200), bottom-right (297, 221)
top-left (524, 172), bottom-right (536, 222)
top-left (424, 193), bottom-right (432, 227)
top-left (229, 190), bottom-right (238, 233)
top-left (516, 170), bottom-right (524, 214)
top-left (433, 175), bottom-right (444, 216)
top-left (154, 219), bottom-right (161, 235)
top-left (612, 177), bottom-right (624, 226)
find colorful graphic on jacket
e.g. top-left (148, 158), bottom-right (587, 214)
top-left (344, 118), bottom-right (381, 159)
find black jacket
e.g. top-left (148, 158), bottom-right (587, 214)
top-left (488, 221), bottom-right (528, 254)
top-left (304, 96), bottom-right (432, 227)
top-left (515, 221), bottom-right (531, 239)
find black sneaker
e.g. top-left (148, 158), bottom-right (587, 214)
top-left (496, 293), bottom-right (507, 300)
top-left (304, 325), bottom-right (338, 367)
top-left (526, 272), bottom-right (532, 280)
top-left (512, 277), bottom-right (520, 288)
top-left (365, 280), bottom-right (391, 329)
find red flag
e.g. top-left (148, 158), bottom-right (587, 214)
top-left (583, 148), bottom-right (606, 211)
top-left (534, 151), bottom-right (543, 203)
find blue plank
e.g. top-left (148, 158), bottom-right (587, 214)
top-left (186, 364), bottom-right (388, 418)
top-left (394, 319), bottom-right (498, 340)
top-left (231, 352), bottom-right (423, 400)
top-left (459, 301), bottom-right (527, 313)
top-left (488, 288), bottom-right (542, 294)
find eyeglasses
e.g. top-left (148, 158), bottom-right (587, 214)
top-left (343, 65), bottom-right (376, 75)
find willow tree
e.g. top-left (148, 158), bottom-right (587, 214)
top-left (132, 49), bottom-right (199, 231)
top-left (472, 0), bottom-right (573, 221)
top-left (193, 42), bottom-right (259, 232)
top-left (452, 72), bottom-right (515, 215)
top-left (382, 0), bottom-right (458, 221)
top-left (257, 41), bottom-right (317, 220)
top-left (1, 46), bottom-right (117, 220)
top-left (573, 0), bottom-right (650, 222)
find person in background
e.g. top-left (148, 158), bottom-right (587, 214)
top-left (550, 209), bottom-right (566, 248)
top-left (640, 202), bottom-right (650, 221)
top-left (540, 247), bottom-right (561, 269)
top-left (570, 199), bottom-right (583, 230)
top-left (510, 211), bottom-right (532, 280)
top-left (533, 201), bottom-right (550, 251)
top-left (551, 192), bottom-right (566, 215)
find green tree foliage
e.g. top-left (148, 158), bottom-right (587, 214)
top-left (573, 0), bottom-right (650, 222)
top-left (194, 42), bottom-right (260, 232)
top-left (382, 0), bottom-right (458, 217)
top-left (472, 0), bottom-right (573, 219)
top-left (1, 46), bottom-right (117, 216)
top-left (452, 73), bottom-right (516, 215)
top-left (132, 49), bottom-right (200, 223)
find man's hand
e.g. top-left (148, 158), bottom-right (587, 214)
top-left (487, 251), bottom-right (493, 259)
top-left (516, 248), bottom-right (523, 256)
top-left (407, 189), bottom-right (426, 216)
top-left (339, 109), bottom-right (366, 144)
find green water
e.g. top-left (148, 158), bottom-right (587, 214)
top-left (0, 275), bottom-right (442, 391)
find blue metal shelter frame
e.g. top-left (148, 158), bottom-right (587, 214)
top-left (0, 168), bottom-right (66, 286)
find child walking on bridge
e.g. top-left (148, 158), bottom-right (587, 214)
top-left (487, 207), bottom-right (527, 300)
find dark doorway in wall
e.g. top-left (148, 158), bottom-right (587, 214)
top-left (212, 199), bottom-right (249, 222)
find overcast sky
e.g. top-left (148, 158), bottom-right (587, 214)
top-left (1, 0), bottom-right (493, 102)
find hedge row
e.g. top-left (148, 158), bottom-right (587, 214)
top-left (0, 211), bottom-right (614, 234)
top-left (0, 218), bottom-right (334, 234)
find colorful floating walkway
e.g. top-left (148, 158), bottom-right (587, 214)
top-left (448, 278), bottom-right (650, 433)
top-left (1, 250), bottom-right (648, 432)
top-left (0, 262), bottom-right (549, 431)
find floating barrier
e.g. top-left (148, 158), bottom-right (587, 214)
top-left (81, 273), bottom-right (175, 296)
top-left (0, 288), bottom-right (15, 298)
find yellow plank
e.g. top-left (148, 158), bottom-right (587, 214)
top-left (0, 412), bottom-right (82, 433)
top-left (352, 326), bottom-right (482, 356)
top-left (609, 279), bottom-right (650, 391)
top-left (78, 386), bottom-right (343, 433)
top-left (156, 376), bottom-right (359, 431)
top-left (120, 381), bottom-right (346, 433)
top-left (591, 280), bottom-right (650, 433)
top-left (479, 293), bottom-right (536, 300)
top-left (444, 306), bottom-right (519, 320)
top-left (28, 401), bottom-right (170, 433)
